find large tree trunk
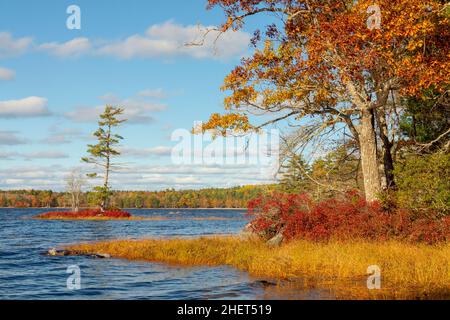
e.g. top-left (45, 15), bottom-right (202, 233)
top-left (358, 108), bottom-right (382, 202)
top-left (374, 106), bottom-right (396, 189)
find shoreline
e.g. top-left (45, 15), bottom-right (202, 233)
top-left (65, 236), bottom-right (450, 300)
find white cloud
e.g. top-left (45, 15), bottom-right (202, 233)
top-left (138, 88), bottom-right (166, 99)
top-left (0, 151), bottom-right (18, 160)
top-left (96, 21), bottom-right (250, 60)
top-left (65, 91), bottom-right (166, 124)
top-left (0, 32), bottom-right (33, 58)
top-left (0, 21), bottom-right (249, 61)
top-left (38, 37), bottom-right (91, 57)
top-left (64, 105), bottom-right (103, 123)
top-left (0, 130), bottom-right (28, 145)
top-left (41, 127), bottom-right (86, 145)
top-left (173, 176), bottom-right (202, 184)
top-left (0, 149), bottom-right (69, 160)
top-left (0, 163), bottom-right (276, 191)
top-left (0, 165), bottom-right (67, 189)
top-left (0, 96), bottom-right (50, 118)
top-left (120, 146), bottom-right (172, 158)
top-left (0, 67), bottom-right (15, 80)
top-left (22, 151), bottom-right (69, 160)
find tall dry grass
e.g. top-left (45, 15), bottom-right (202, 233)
top-left (67, 236), bottom-right (450, 299)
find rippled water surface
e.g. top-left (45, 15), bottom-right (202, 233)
top-left (0, 208), bottom-right (334, 300)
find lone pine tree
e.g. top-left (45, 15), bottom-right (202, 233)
top-left (82, 106), bottom-right (126, 211)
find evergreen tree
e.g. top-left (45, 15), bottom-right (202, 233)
top-left (400, 90), bottom-right (449, 151)
top-left (280, 154), bottom-right (310, 193)
top-left (82, 106), bottom-right (126, 211)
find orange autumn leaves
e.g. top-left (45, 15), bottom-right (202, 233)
top-left (200, 0), bottom-right (449, 134)
top-left (193, 113), bottom-right (253, 136)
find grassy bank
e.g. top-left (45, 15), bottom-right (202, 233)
top-left (66, 236), bottom-right (450, 299)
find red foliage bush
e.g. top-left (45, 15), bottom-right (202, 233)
top-left (247, 192), bottom-right (449, 244)
top-left (37, 209), bottom-right (131, 219)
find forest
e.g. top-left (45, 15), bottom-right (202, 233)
top-left (0, 185), bottom-right (273, 209)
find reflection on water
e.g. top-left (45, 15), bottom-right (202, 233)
top-left (0, 208), bottom-right (336, 300)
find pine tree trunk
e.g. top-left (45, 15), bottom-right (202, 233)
top-left (102, 161), bottom-right (109, 212)
top-left (358, 108), bottom-right (381, 202)
top-left (102, 124), bottom-right (112, 212)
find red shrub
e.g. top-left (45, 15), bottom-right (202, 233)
top-left (37, 209), bottom-right (131, 219)
top-left (247, 192), bottom-right (449, 244)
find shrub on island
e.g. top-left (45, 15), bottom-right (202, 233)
top-left (36, 209), bottom-right (132, 220)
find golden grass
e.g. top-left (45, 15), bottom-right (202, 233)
top-left (66, 236), bottom-right (450, 299)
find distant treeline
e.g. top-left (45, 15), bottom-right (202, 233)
top-left (0, 185), bottom-right (275, 209)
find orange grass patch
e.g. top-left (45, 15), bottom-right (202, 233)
top-left (66, 236), bottom-right (450, 299)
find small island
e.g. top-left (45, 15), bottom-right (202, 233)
top-left (35, 106), bottom-right (131, 220)
top-left (35, 209), bottom-right (132, 220)
top-left (34, 209), bottom-right (243, 221)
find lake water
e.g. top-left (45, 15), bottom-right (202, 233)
top-left (0, 208), bottom-right (334, 300)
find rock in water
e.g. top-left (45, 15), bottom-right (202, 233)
top-left (239, 223), bottom-right (255, 239)
top-left (46, 249), bottom-right (73, 256)
top-left (44, 248), bottom-right (111, 259)
top-left (267, 233), bottom-right (284, 247)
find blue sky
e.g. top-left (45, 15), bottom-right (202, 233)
top-left (0, 0), bottom-right (279, 191)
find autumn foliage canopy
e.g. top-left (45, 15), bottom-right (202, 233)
top-left (201, 0), bottom-right (449, 201)
top-left (204, 0), bottom-right (449, 116)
